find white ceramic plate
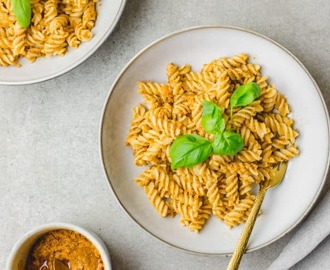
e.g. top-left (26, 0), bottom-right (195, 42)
top-left (0, 0), bottom-right (126, 85)
top-left (100, 26), bottom-right (330, 255)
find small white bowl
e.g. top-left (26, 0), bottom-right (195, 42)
top-left (6, 222), bottom-right (112, 270)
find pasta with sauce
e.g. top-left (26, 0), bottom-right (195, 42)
top-left (0, 0), bottom-right (98, 67)
top-left (126, 54), bottom-right (299, 232)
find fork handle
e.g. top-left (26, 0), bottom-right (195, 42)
top-left (227, 187), bottom-right (267, 270)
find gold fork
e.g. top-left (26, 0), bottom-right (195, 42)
top-left (227, 162), bottom-right (288, 270)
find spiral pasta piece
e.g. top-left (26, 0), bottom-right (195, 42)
top-left (144, 182), bottom-right (169, 218)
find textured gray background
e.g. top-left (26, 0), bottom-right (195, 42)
top-left (1, 0), bottom-right (330, 269)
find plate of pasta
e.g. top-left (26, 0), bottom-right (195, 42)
top-left (0, 0), bottom-right (126, 85)
top-left (100, 26), bottom-right (330, 255)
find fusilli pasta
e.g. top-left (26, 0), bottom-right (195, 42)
top-left (0, 0), bottom-right (98, 66)
top-left (126, 54), bottom-right (299, 232)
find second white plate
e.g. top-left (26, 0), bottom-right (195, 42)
top-left (0, 0), bottom-right (126, 85)
top-left (101, 26), bottom-right (330, 255)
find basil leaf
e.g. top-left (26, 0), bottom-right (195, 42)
top-left (12, 0), bottom-right (31, 28)
top-left (170, 134), bottom-right (213, 169)
top-left (212, 131), bottom-right (244, 156)
top-left (202, 100), bottom-right (225, 134)
top-left (230, 82), bottom-right (261, 108)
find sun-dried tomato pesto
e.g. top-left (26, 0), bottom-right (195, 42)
top-left (25, 229), bottom-right (104, 270)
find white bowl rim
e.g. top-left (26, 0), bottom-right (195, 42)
top-left (6, 222), bottom-right (112, 270)
top-left (0, 0), bottom-right (127, 86)
top-left (99, 25), bottom-right (330, 256)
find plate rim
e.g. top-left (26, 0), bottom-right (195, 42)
top-left (0, 0), bottom-right (127, 86)
top-left (100, 25), bottom-right (330, 256)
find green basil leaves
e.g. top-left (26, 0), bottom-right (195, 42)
top-left (170, 134), bottom-right (213, 169)
top-left (202, 100), bottom-right (225, 134)
top-left (170, 82), bottom-right (260, 169)
top-left (170, 101), bottom-right (244, 169)
top-left (212, 131), bottom-right (244, 156)
top-left (12, 0), bottom-right (31, 28)
top-left (230, 82), bottom-right (261, 108)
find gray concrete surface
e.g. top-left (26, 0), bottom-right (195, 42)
top-left (1, 0), bottom-right (330, 269)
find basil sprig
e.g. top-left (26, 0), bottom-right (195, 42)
top-left (170, 134), bottom-right (213, 169)
top-left (212, 131), bottom-right (244, 156)
top-left (230, 82), bottom-right (261, 119)
top-left (170, 101), bottom-right (245, 169)
top-left (170, 82), bottom-right (261, 168)
top-left (12, 0), bottom-right (31, 28)
top-left (202, 100), bottom-right (225, 134)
